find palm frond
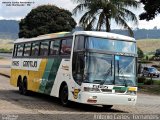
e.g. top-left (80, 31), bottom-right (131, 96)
top-left (120, 8), bottom-right (138, 25)
top-left (115, 16), bottom-right (134, 37)
top-left (96, 12), bottom-right (105, 31)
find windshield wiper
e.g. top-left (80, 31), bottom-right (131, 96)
top-left (93, 80), bottom-right (105, 84)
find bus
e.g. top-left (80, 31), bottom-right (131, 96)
top-left (11, 31), bottom-right (137, 109)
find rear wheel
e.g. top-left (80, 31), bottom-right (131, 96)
top-left (60, 85), bottom-right (70, 106)
top-left (22, 79), bottom-right (28, 95)
top-left (18, 78), bottom-right (28, 95)
top-left (18, 80), bottom-right (23, 94)
top-left (102, 105), bottom-right (113, 110)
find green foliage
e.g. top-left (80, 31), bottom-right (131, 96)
top-left (72, 0), bottom-right (139, 37)
top-left (0, 48), bottom-right (12, 53)
top-left (144, 79), bottom-right (153, 85)
top-left (139, 85), bottom-right (160, 95)
top-left (155, 49), bottom-right (160, 57)
top-left (140, 0), bottom-right (160, 21)
top-left (153, 81), bottom-right (160, 85)
top-left (19, 5), bottom-right (77, 38)
top-left (137, 47), bottom-right (144, 58)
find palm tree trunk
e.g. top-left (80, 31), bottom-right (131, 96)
top-left (106, 17), bottom-right (110, 32)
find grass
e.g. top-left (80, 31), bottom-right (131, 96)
top-left (137, 39), bottom-right (160, 54)
top-left (139, 85), bottom-right (160, 95)
top-left (0, 39), bottom-right (14, 53)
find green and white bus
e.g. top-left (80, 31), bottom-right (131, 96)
top-left (11, 31), bottom-right (137, 108)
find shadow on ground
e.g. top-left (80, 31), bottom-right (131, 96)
top-left (0, 89), bottom-right (126, 113)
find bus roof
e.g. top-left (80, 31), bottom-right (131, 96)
top-left (14, 31), bottom-right (135, 43)
top-left (14, 32), bottom-right (72, 43)
top-left (74, 31), bottom-right (135, 41)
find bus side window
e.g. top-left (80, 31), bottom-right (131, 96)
top-left (72, 52), bottom-right (85, 85)
top-left (49, 40), bottom-right (60, 55)
top-left (13, 44), bottom-right (17, 57)
top-left (74, 36), bottom-right (85, 51)
top-left (40, 41), bottom-right (49, 56)
top-left (24, 43), bottom-right (31, 57)
top-left (31, 42), bottom-right (40, 56)
top-left (17, 44), bottom-right (24, 57)
top-left (60, 38), bottom-right (72, 55)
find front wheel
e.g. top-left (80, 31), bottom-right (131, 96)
top-left (60, 85), bottom-right (70, 106)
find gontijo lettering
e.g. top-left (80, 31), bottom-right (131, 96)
top-left (23, 61), bottom-right (37, 68)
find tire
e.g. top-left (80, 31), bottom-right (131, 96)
top-left (157, 75), bottom-right (159, 78)
top-left (18, 78), bottom-right (28, 95)
top-left (102, 105), bottom-right (113, 110)
top-left (18, 80), bottom-right (23, 94)
top-left (60, 85), bottom-right (70, 106)
top-left (22, 80), bottom-right (28, 95)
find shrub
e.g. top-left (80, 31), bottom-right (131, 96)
top-left (138, 76), bottom-right (146, 83)
top-left (144, 79), bottom-right (153, 85)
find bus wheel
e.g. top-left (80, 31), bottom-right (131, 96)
top-left (18, 80), bottom-right (23, 94)
top-left (102, 105), bottom-right (113, 110)
top-left (22, 78), bottom-right (28, 95)
top-left (60, 85), bottom-right (70, 106)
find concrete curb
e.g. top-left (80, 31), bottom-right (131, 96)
top-left (0, 73), bottom-right (10, 78)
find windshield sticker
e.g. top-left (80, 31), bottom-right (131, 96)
top-left (115, 56), bottom-right (120, 60)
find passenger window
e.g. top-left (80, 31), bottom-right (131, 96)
top-left (40, 41), bottom-right (49, 56)
top-left (24, 43), bottom-right (31, 56)
top-left (61, 38), bottom-right (72, 55)
top-left (13, 45), bottom-right (17, 57)
top-left (31, 42), bottom-right (39, 56)
top-left (17, 44), bottom-right (24, 56)
top-left (49, 40), bottom-right (60, 55)
top-left (74, 36), bottom-right (85, 51)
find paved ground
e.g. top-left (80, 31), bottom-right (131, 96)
top-left (0, 75), bottom-right (160, 120)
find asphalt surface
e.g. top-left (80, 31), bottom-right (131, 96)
top-left (0, 75), bottom-right (160, 120)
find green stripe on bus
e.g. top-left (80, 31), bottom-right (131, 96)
top-left (113, 86), bottom-right (127, 91)
top-left (39, 57), bottom-right (62, 94)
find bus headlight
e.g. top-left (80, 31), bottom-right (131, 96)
top-left (83, 87), bottom-right (100, 92)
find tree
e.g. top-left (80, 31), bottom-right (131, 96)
top-left (139, 0), bottom-right (160, 21)
top-left (137, 47), bottom-right (144, 58)
top-left (19, 5), bottom-right (76, 38)
top-left (155, 49), bottom-right (160, 57)
top-left (72, 0), bottom-right (139, 37)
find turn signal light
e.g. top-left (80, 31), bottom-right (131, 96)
top-left (87, 99), bottom-right (97, 103)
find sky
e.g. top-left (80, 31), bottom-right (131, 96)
top-left (0, 0), bottom-right (160, 29)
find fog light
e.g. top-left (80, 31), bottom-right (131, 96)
top-left (92, 96), bottom-right (97, 99)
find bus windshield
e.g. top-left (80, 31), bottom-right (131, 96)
top-left (73, 36), bottom-right (137, 86)
top-left (85, 37), bottom-right (136, 54)
top-left (84, 53), bottom-right (136, 86)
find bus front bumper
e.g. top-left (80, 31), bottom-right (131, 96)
top-left (79, 92), bottom-right (137, 106)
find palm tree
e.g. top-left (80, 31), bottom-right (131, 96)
top-left (72, 0), bottom-right (139, 37)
